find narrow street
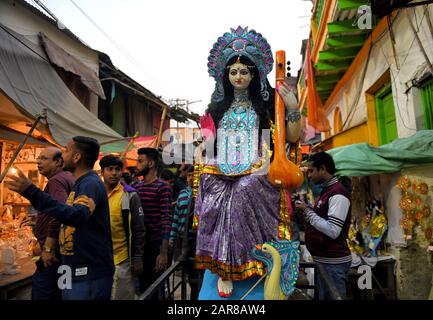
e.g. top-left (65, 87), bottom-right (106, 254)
top-left (1, 0), bottom-right (433, 305)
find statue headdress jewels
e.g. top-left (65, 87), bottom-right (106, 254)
top-left (207, 26), bottom-right (274, 102)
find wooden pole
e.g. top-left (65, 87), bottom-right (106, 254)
top-left (120, 132), bottom-right (138, 158)
top-left (0, 111), bottom-right (46, 183)
top-left (99, 135), bottom-right (135, 146)
top-left (156, 106), bottom-right (168, 148)
top-left (240, 274), bottom-right (266, 300)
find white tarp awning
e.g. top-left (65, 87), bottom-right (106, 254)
top-left (0, 24), bottom-right (126, 150)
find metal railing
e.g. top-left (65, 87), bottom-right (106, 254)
top-left (137, 259), bottom-right (345, 301)
top-left (296, 262), bottom-right (317, 300)
top-left (138, 193), bottom-right (195, 300)
top-left (315, 262), bottom-right (343, 300)
top-left (137, 259), bottom-right (188, 300)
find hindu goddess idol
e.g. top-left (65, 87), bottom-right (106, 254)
top-left (194, 26), bottom-right (302, 299)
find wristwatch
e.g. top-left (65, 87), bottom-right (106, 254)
top-left (42, 246), bottom-right (54, 253)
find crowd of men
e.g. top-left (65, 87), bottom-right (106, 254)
top-left (7, 136), bottom-right (199, 300)
top-left (6, 136), bottom-right (352, 301)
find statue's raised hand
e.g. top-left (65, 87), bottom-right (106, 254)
top-left (276, 82), bottom-right (298, 111)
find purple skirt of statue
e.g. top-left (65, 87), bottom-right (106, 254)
top-left (194, 171), bottom-right (288, 281)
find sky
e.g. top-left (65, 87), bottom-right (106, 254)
top-left (29, 0), bottom-right (313, 122)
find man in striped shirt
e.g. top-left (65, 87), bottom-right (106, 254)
top-left (295, 152), bottom-right (352, 300)
top-left (169, 166), bottom-right (203, 300)
top-left (133, 148), bottom-right (173, 298)
top-left (169, 166), bottom-right (194, 260)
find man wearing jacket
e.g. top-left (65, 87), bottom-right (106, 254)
top-left (7, 136), bottom-right (114, 300)
top-left (100, 155), bottom-right (146, 300)
top-left (295, 152), bottom-right (352, 300)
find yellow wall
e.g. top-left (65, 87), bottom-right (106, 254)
top-left (365, 93), bottom-right (380, 146)
top-left (322, 122), bottom-right (369, 150)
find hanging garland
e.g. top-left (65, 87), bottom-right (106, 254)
top-left (425, 227), bottom-right (433, 242)
top-left (397, 175), bottom-right (433, 242)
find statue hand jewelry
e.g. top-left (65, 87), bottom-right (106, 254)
top-left (279, 84), bottom-right (300, 123)
top-left (286, 108), bottom-right (301, 123)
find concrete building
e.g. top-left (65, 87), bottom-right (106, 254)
top-left (298, 0), bottom-right (433, 299)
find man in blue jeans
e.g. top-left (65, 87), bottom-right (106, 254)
top-left (7, 136), bottom-right (114, 300)
top-left (295, 152), bottom-right (352, 300)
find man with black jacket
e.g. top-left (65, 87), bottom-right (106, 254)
top-left (100, 155), bottom-right (146, 300)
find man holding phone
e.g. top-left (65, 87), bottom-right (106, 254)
top-left (294, 152), bottom-right (352, 300)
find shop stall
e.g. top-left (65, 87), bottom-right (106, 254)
top-left (328, 130), bottom-right (433, 299)
top-left (0, 126), bottom-right (50, 299)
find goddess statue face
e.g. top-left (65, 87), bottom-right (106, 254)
top-left (228, 62), bottom-right (253, 91)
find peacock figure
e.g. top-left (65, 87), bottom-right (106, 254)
top-left (251, 239), bottom-right (300, 300)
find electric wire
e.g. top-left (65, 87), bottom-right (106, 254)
top-left (67, 0), bottom-right (179, 99)
top-left (0, 24), bottom-right (49, 63)
top-left (377, 7), bottom-right (429, 131)
top-left (328, 11), bottom-right (401, 131)
top-left (340, 38), bottom-right (373, 130)
top-left (338, 8), bottom-right (425, 131)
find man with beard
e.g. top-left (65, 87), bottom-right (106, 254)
top-left (7, 136), bottom-right (114, 300)
top-left (133, 148), bottom-right (173, 298)
top-left (32, 146), bottom-right (75, 300)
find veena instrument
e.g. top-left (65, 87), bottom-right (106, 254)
top-left (268, 50), bottom-right (304, 191)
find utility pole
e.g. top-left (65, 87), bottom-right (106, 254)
top-left (168, 98), bottom-right (201, 112)
top-left (167, 98), bottom-right (202, 144)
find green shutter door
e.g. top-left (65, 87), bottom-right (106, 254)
top-left (421, 78), bottom-right (433, 129)
top-left (376, 84), bottom-right (398, 145)
top-left (382, 93), bottom-right (397, 142)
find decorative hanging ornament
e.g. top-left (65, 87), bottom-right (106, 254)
top-left (411, 181), bottom-right (418, 193)
top-left (415, 211), bottom-right (424, 222)
top-left (397, 176), bottom-right (411, 191)
top-left (413, 196), bottom-right (423, 208)
top-left (399, 197), bottom-right (412, 211)
top-left (397, 176), bottom-right (432, 239)
top-left (423, 205), bottom-right (431, 218)
top-left (418, 182), bottom-right (429, 195)
top-left (400, 217), bottom-right (413, 236)
top-left (409, 209), bottom-right (417, 221)
top-left (425, 227), bottom-right (433, 241)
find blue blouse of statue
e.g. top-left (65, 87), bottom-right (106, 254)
top-left (217, 90), bottom-right (260, 175)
